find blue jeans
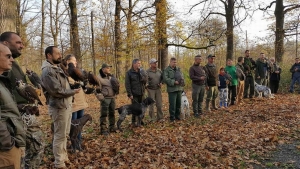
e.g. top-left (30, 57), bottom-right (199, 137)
top-left (71, 109), bottom-right (84, 140)
top-left (289, 76), bottom-right (300, 92)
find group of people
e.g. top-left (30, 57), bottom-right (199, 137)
top-left (0, 31), bottom-right (297, 169)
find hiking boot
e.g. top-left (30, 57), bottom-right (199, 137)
top-left (205, 101), bottom-right (211, 112)
top-left (212, 100), bottom-right (218, 110)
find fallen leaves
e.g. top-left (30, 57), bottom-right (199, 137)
top-left (38, 92), bottom-right (300, 168)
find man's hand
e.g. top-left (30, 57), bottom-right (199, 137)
top-left (295, 68), bottom-right (298, 71)
top-left (206, 86), bottom-right (209, 90)
top-left (257, 76), bottom-right (260, 79)
top-left (174, 81), bottom-right (179, 85)
top-left (74, 88), bottom-right (81, 93)
top-left (129, 96), bottom-right (133, 100)
top-left (200, 76), bottom-right (205, 80)
top-left (275, 71), bottom-right (279, 73)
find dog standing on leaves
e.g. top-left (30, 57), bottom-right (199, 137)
top-left (254, 82), bottom-right (274, 98)
top-left (116, 97), bottom-right (155, 131)
top-left (181, 91), bottom-right (190, 119)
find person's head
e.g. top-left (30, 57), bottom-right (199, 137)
top-left (207, 54), bottom-right (215, 63)
top-left (245, 50), bottom-right (250, 57)
top-left (101, 63), bottom-right (112, 74)
top-left (0, 32), bottom-right (24, 58)
top-left (260, 53), bottom-right (265, 59)
top-left (65, 54), bottom-right (77, 67)
top-left (238, 56), bottom-right (244, 63)
top-left (0, 43), bottom-right (13, 74)
top-left (194, 55), bottom-right (202, 65)
top-left (270, 57), bottom-right (275, 63)
top-left (226, 59), bottom-right (233, 66)
top-left (132, 58), bottom-right (141, 70)
top-left (295, 58), bottom-right (299, 64)
top-left (169, 57), bottom-right (177, 68)
top-left (45, 46), bottom-right (62, 65)
top-left (219, 67), bottom-right (225, 74)
top-left (149, 58), bottom-right (158, 69)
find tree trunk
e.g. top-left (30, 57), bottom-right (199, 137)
top-left (69, 0), bottom-right (82, 66)
top-left (274, 0), bottom-right (284, 62)
top-left (49, 0), bottom-right (59, 46)
top-left (225, 0), bottom-right (234, 60)
top-left (0, 0), bottom-right (17, 32)
top-left (125, 0), bottom-right (133, 71)
top-left (114, 0), bottom-right (122, 78)
top-left (155, 0), bottom-right (168, 69)
top-left (40, 0), bottom-right (45, 65)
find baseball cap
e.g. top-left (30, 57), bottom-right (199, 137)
top-left (149, 58), bottom-right (158, 64)
top-left (207, 54), bottom-right (216, 59)
top-left (101, 63), bottom-right (112, 69)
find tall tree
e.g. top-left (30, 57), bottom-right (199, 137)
top-left (155, 0), bottom-right (168, 69)
top-left (0, 0), bottom-right (17, 32)
top-left (189, 0), bottom-right (250, 60)
top-left (41, 0), bottom-right (45, 65)
top-left (114, 0), bottom-right (122, 78)
top-left (260, 0), bottom-right (300, 62)
top-left (69, 0), bottom-right (81, 65)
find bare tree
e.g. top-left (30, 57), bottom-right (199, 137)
top-left (189, 0), bottom-right (251, 60)
top-left (260, 0), bottom-right (300, 62)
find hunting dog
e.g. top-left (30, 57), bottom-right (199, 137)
top-left (181, 91), bottom-right (190, 119)
top-left (116, 97), bottom-right (155, 131)
top-left (51, 114), bottom-right (92, 153)
top-left (254, 82), bottom-right (274, 98)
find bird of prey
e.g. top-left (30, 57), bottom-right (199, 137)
top-left (25, 68), bottom-right (43, 89)
top-left (15, 79), bottom-right (43, 106)
top-left (67, 62), bottom-right (86, 82)
top-left (17, 104), bottom-right (39, 116)
top-left (88, 71), bottom-right (100, 86)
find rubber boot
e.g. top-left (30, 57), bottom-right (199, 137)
top-left (219, 101), bottom-right (223, 108)
top-left (224, 102), bottom-right (228, 108)
top-left (212, 100), bottom-right (218, 110)
top-left (206, 101), bottom-right (211, 112)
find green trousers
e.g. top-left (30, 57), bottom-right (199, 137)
top-left (168, 91), bottom-right (182, 121)
top-left (192, 84), bottom-right (205, 113)
top-left (100, 98), bottom-right (116, 132)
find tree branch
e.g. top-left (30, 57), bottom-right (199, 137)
top-left (166, 43), bottom-right (215, 50)
top-left (284, 4), bottom-right (300, 14)
top-left (258, 1), bottom-right (276, 11)
top-left (188, 0), bottom-right (209, 13)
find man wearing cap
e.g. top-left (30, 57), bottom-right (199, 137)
top-left (98, 63), bottom-right (118, 135)
top-left (189, 55), bottom-right (206, 117)
top-left (125, 59), bottom-right (148, 126)
top-left (203, 54), bottom-right (219, 112)
top-left (146, 58), bottom-right (163, 122)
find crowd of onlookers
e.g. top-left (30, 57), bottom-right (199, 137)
top-left (1, 30), bottom-right (299, 169)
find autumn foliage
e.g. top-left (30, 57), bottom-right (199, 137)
top-left (39, 91), bottom-right (300, 168)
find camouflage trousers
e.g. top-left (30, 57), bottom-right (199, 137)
top-left (21, 115), bottom-right (44, 169)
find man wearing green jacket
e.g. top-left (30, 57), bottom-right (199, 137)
top-left (243, 50), bottom-right (256, 98)
top-left (163, 57), bottom-right (184, 122)
top-left (225, 59), bottom-right (238, 105)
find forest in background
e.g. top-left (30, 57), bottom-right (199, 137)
top-left (0, 0), bottom-right (299, 79)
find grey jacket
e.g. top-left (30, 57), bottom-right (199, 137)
top-left (98, 69), bottom-right (115, 98)
top-left (146, 68), bottom-right (163, 90)
top-left (0, 72), bottom-right (26, 149)
top-left (41, 60), bottom-right (75, 109)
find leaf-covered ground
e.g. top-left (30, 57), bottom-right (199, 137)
top-left (38, 91), bottom-right (300, 169)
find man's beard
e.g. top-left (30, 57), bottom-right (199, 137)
top-left (53, 58), bottom-right (62, 64)
top-left (12, 51), bottom-right (21, 59)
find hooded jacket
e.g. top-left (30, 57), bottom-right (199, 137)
top-left (41, 60), bottom-right (75, 109)
top-left (0, 72), bottom-right (26, 149)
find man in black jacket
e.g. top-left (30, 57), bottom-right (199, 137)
top-left (125, 59), bottom-right (147, 126)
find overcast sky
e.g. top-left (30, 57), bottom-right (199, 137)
top-left (168, 0), bottom-right (274, 40)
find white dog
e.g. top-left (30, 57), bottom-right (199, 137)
top-left (181, 91), bottom-right (190, 119)
top-left (254, 82), bottom-right (274, 98)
